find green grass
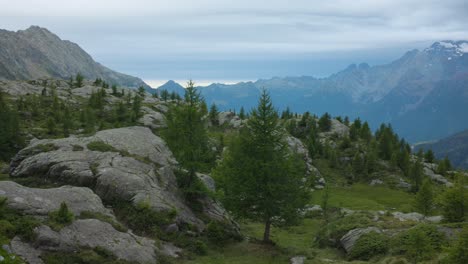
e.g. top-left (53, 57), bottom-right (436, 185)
top-left (311, 184), bottom-right (415, 212)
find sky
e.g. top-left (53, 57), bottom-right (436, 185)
top-left (1, 0), bottom-right (467, 87)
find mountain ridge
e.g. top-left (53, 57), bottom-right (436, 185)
top-left (0, 26), bottom-right (150, 89)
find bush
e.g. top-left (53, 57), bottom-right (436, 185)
top-left (42, 248), bottom-right (130, 264)
top-left (49, 202), bottom-right (74, 226)
top-left (111, 199), bottom-right (176, 237)
top-left (349, 231), bottom-right (388, 260)
top-left (443, 227), bottom-right (468, 264)
top-left (205, 221), bottom-right (242, 244)
top-left (78, 211), bottom-right (127, 232)
top-left (87, 141), bottom-right (118, 152)
top-left (15, 216), bottom-right (40, 241)
top-left (391, 224), bottom-right (443, 262)
top-left (192, 240), bottom-right (208, 255)
top-left (0, 219), bottom-right (15, 238)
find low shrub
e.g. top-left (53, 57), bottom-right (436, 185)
top-left (49, 202), bottom-right (74, 225)
top-left (391, 224), bottom-right (444, 262)
top-left (205, 221), bottom-right (242, 244)
top-left (87, 141), bottom-right (117, 152)
top-left (348, 231), bottom-right (388, 260)
top-left (78, 211), bottom-right (127, 232)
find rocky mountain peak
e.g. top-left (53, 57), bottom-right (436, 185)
top-left (424, 40), bottom-right (468, 57)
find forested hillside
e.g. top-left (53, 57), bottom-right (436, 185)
top-left (1, 78), bottom-right (467, 264)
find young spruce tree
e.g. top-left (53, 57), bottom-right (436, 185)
top-left (164, 80), bottom-right (212, 196)
top-left (214, 89), bottom-right (309, 243)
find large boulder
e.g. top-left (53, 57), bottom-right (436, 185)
top-left (34, 219), bottom-right (156, 263)
top-left (422, 163), bottom-right (453, 187)
top-left (319, 119), bottom-right (350, 138)
top-left (217, 112), bottom-right (243, 128)
top-left (0, 181), bottom-right (114, 219)
top-left (10, 237), bottom-right (43, 264)
top-left (340, 227), bottom-right (382, 253)
top-left (139, 106), bottom-right (167, 129)
top-left (10, 126), bottom-right (203, 228)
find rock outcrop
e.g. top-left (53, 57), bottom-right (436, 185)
top-left (319, 119), bottom-right (350, 138)
top-left (34, 219), bottom-right (157, 263)
top-left (0, 181), bottom-right (114, 219)
top-left (217, 112), bottom-right (243, 128)
top-left (9, 126), bottom-right (219, 229)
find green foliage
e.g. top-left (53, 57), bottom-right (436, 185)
top-left (0, 90), bottom-right (24, 161)
top-left (318, 112), bottom-right (332, 132)
top-left (437, 157), bottom-right (452, 175)
top-left (163, 80), bottom-right (214, 194)
top-left (78, 211), bottom-right (127, 232)
top-left (348, 231), bottom-right (388, 260)
top-left (441, 177), bottom-right (467, 223)
top-left (424, 149), bottom-right (435, 163)
top-left (75, 73), bottom-right (84, 88)
top-left (160, 89), bottom-right (169, 101)
top-left (137, 86), bottom-right (146, 98)
top-left (49, 202), bottom-right (74, 227)
top-left (205, 221), bottom-right (242, 245)
top-left (414, 179), bottom-right (434, 216)
top-left (214, 90), bottom-right (309, 242)
top-left (209, 103), bottom-right (219, 125)
top-left (391, 224), bottom-right (444, 262)
top-left (87, 141), bottom-right (117, 152)
top-left (111, 199), bottom-right (176, 237)
top-left (42, 248), bottom-right (131, 264)
top-left (239, 106), bottom-right (245, 119)
top-left (443, 226), bottom-right (468, 264)
top-left (408, 158), bottom-right (424, 191)
top-left (192, 240), bottom-right (208, 255)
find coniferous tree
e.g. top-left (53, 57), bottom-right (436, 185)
top-left (424, 150), bottom-right (435, 163)
top-left (0, 91), bottom-right (23, 160)
top-left (75, 73), bottom-right (84, 87)
top-left (360, 122), bottom-right (372, 143)
top-left (164, 80), bottom-right (213, 194)
top-left (138, 86), bottom-right (146, 98)
top-left (239, 106), bottom-right (245, 120)
top-left (46, 117), bottom-right (56, 135)
top-left (111, 85), bottom-right (118, 95)
top-left (445, 227), bottom-right (468, 264)
top-left (414, 179), bottom-right (434, 216)
top-left (441, 175), bottom-right (467, 222)
top-left (209, 103), bottom-right (219, 125)
top-left (214, 89), bottom-right (309, 243)
top-left (169, 91), bottom-right (176, 101)
top-left (409, 158), bottom-right (424, 191)
top-left (318, 112), bottom-right (332, 132)
top-left (160, 89), bottom-right (169, 101)
top-left (62, 106), bottom-right (72, 137)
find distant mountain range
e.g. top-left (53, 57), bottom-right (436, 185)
top-left (415, 129), bottom-right (468, 170)
top-left (0, 26), bottom-right (149, 89)
top-left (1, 26), bottom-right (467, 143)
top-left (159, 41), bottom-right (467, 143)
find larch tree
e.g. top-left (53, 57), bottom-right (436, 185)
top-left (213, 89), bottom-right (309, 243)
top-left (164, 80), bottom-right (213, 196)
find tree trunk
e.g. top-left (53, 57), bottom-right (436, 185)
top-left (263, 218), bottom-right (271, 243)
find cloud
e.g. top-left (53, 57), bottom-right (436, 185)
top-left (1, 0), bottom-right (467, 79)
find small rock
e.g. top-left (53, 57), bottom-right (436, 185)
top-left (165, 223), bottom-right (179, 234)
top-left (290, 255), bottom-right (306, 264)
top-left (2, 244), bottom-right (12, 254)
top-left (392, 212), bottom-right (424, 222)
top-left (370, 179), bottom-right (383, 186)
top-left (397, 178), bottom-right (411, 189)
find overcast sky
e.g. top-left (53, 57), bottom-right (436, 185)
top-left (1, 0), bottom-right (467, 86)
